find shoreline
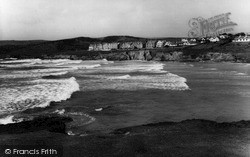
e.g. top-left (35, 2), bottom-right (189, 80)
top-left (0, 54), bottom-right (246, 63)
top-left (0, 49), bottom-right (248, 63)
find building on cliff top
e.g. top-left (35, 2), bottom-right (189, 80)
top-left (209, 37), bottom-right (220, 42)
top-left (164, 41), bottom-right (177, 47)
top-left (119, 42), bottom-right (133, 49)
top-left (96, 43), bottom-right (103, 50)
top-left (146, 40), bottom-right (156, 49)
top-left (232, 35), bottom-right (250, 42)
top-left (102, 42), bottom-right (119, 51)
top-left (132, 41), bottom-right (144, 49)
top-left (180, 39), bottom-right (197, 46)
top-left (88, 44), bottom-right (94, 51)
top-left (156, 40), bottom-right (166, 48)
top-left (89, 42), bottom-right (119, 51)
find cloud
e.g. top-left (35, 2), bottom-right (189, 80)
top-left (1, 0), bottom-right (250, 40)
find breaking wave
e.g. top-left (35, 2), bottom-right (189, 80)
top-left (0, 70), bottom-right (70, 79)
top-left (0, 59), bottom-right (42, 64)
top-left (0, 59), bottom-right (103, 79)
top-left (80, 73), bottom-right (189, 91)
top-left (235, 72), bottom-right (247, 76)
top-left (0, 59), bottom-right (189, 126)
top-left (204, 68), bottom-right (217, 71)
top-left (81, 61), bottom-right (167, 74)
top-left (0, 77), bottom-right (80, 115)
top-left (0, 59), bottom-right (107, 69)
top-left (76, 61), bottom-right (189, 91)
top-left (108, 74), bottom-right (131, 80)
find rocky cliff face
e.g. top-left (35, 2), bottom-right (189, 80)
top-left (98, 50), bottom-right (237, 62)
top-left (42, 50), bottom-right (237, 62)
top-left (96, 50), bottom-right (184, 61)
top-left (193, 52), bottom-right (236, 62)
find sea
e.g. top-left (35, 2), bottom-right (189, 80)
top-left (0, 59), bottom-right (250, 136)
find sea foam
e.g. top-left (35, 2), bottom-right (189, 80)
top-left (0, 77), bottom-right (80, 114)
top-left (80, 61), bottom-right (167, 74)
top-left (235, 72), bottom-right (247, 76)
top-left (77, 61), bottom-right (189, 91)
top-left (0, 59), bottom-right (42, 64)
top-left (80, 73), bottom-right (189, 91)
top-left (109, 74), bottom-right (131, 79)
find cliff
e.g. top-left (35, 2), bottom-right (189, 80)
top-left (1, 36), bottom-right (250, 62)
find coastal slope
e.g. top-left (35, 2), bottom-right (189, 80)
top-left (1, 36), bottom-right (250, 62)
top-left (0, 118), bottom-right (250, 157)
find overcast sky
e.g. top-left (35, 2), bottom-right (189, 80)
top-left (0, 0), bottom-right (250, 40)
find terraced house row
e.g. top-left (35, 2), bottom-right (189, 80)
top-left (88, 40), bottom-right (166, 51)
top-left (88, 39), bottom-right (199, 51)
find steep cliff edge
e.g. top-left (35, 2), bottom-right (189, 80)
top-left (93, 50), bottom-right (235, 62)
top-left (1, 36), bottom-right (250, 62)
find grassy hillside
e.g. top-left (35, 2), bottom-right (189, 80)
top-left (0, 40), bottom-right (46, 46)
top-left (1, 36), bottom-right (250, 62)
top-left (182, 39), bottom-right (250, 61)
top-left (0, 37), bottom-right (99, 58)
top-left (99, 36), bottom-right (147, 42)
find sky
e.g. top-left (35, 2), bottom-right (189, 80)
top-left (0, 0), bottom-right (250, 40)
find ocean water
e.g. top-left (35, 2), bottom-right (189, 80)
top-left (0, 59), bottom-right (250, 135)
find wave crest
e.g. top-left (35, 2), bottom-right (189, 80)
top-left (80, 73), bottom-right (189, 91)
top-left (0, 77), bottom-right (80, 114)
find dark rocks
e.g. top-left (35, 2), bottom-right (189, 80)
top-left (97, 50), bottom-right (183, 61)
top-left (127, 50), bottom-right (145, 60)
top-left (30, 49), bottom-right (239, 62)
top-left (150, 51), bottom-right (183, 61)
top-left (103, 52), bottom-right (129, 61)
top-left (193, 52), bottom-right (236, 62)
top-left (170, 51), bottom-right (183, 61)
top-left (144, 50), bottom-right (152, 60)
top-left (152, 52), bottom-right (164, 61)
top-left (90, 50), bottom-right (236, 62)
top-left (206, 52), bottom-right (236, 62)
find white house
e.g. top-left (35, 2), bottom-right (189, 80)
top-left (190, 38), bottom-right (196, 42)
top-left (88, 44), bottom-right (94, 51)
top-left (200, 37), bottom-right (206, 43)
top-left (182, 41), bottom-right (197, 46)
top-left (156, 40), bottom-right (165, 48)
top-left (164, 41), bottom-right (177, 47)
top-left (181, 39), bottom-right (188, 42)
top-left (209, 37), bottom-right (220, 42)
top-left (232, 35), bottom-right (250, 42)
top-left (219, 35), bottom-right (228, 39)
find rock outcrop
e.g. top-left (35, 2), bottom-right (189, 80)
top-left (206, 52), bottom-right (235, 62)
top-left (93, 50), bottom-right (184, 61)
top-left (127, 50), bottom-right (145, 60)
top-left (40, 50), bottom-right (237, 62)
